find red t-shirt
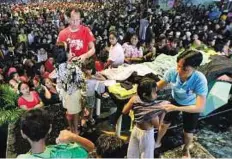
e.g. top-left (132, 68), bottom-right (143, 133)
top-left (18, 91), bottom-right (40, 109)
top-left (57, 25), bottom-right (95, 57)
top-left (45, 58), bottom-right (55, 73)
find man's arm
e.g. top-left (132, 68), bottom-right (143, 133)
top-left (86, 41), bottom-right (95, 58)
top-left (57, 130), bottom-right (95, 152)
top-left (74, 41), bottom-right (95, 63)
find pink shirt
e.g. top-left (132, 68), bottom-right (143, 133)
top-left (123, 43), bottom-right (143, 58)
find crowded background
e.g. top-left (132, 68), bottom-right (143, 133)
top-left (1, 0), bottom-right (232, 158)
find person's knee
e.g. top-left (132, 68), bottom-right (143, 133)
top-left (184, 131), bottom-right (194, 138)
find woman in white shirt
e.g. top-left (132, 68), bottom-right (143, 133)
top-left (104, 31), bottom-right (124, 69)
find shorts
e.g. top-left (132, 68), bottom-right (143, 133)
top-left (86, 95), bottom-right (96, 108)
top-left (163, 99), bottom-right (199, 133)
top-left (62, 89), bottom-right (82, 114)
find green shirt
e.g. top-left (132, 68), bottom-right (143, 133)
top-left (17, 143), bottom-right (88, 158)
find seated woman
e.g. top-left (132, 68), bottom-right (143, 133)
top-left (43, 78), bottom-right (60, 105)
top-left (215, 39), bottom-right (231, 57)
top-left (142, 37), bottom-right (156, 61)
top-left (35, 62), bottom-right (50, 79)
top-left (104, 31), bottom-right (124, 69)
top-left (123, 34), bottom-right (143, 64)
top-left (191, 33), bottom-right (205, 49)
top-left (8, 71), bottom-right (21, 93)
top-left (32, 76), bottom-right (52, 105)
top-left (18, 82), bottom-right (43, 110)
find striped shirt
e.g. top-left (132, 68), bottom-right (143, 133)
top-left (132, 96), bottom-right (169, 124)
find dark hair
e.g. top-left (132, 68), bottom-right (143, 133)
top-left (137, 78), bottom-right (157, 102)
top-left (129, 33), bottom-right (141, 49)
top-left (20, 109), bottom-right (51, 142)
top-left (177, 50), bottom-right (203, 69)
top-left (96, 134), bottom-right (124, 158)
top-left (52, 44), bottom-right (67, 65)
top-left (18, 82), bottom-right (29, 91)
top-left (82, 58), bottom-right (96, 74)
top-left (109, 31), bottom-right (118, 39)
top-left (9, 72), bottom-right (18, 81)
top-left (18, 82), bottom-right (30, 96)
top-left (34, 62), bottom-right (45, 76)
top-left (65, 7), bottom-right (84, 18)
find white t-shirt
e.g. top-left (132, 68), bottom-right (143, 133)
top-left (108, 43), bottom-right (125, 68)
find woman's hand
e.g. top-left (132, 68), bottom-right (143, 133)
top-left (104, 46), bottom-right (110, 52)
top-left (124, 58), bottom-right (131, 64)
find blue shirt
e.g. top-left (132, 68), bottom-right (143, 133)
top-left (164, 68), bottom-right (208, 106)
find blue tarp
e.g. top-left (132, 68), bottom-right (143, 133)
top-left (201, 81), bottom-right (232, 116)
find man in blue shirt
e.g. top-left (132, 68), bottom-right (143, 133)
top-left (156, 50), bottom-right (208, 158)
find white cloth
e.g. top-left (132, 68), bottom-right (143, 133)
top-left (143, 54), bottom-right (177, 78)
top-left (127, 126), bottom-right (155, 158)
top-left (108, 43), bottom-right (125, 68)
top-left (101, 64), bottom-right (156, 81)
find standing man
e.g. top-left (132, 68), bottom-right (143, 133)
top-left (57, 8), bottom-right (95, 63)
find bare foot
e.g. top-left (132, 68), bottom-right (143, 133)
top-left (182, 148), bottom-right (191, 158)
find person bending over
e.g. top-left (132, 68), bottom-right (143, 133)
top-left (156, 50), bottom-right (208, 158)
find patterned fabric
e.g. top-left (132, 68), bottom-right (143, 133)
top-left (132, 95), bottom-right (169, 123)
top-left (123, 42), bottom-right (143, 58)
top-left (56, 62), bottom-right (86, 95)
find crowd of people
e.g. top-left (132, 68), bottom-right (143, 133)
top-left (1, 0), bottom-right (232, 158)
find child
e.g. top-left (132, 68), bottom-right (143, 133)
top-left (82, 59), bottom-right (106, 125)
top-left (53, 42), bottom-right (86, 134)
top-left (122, 78), bottom-right (169, 158)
